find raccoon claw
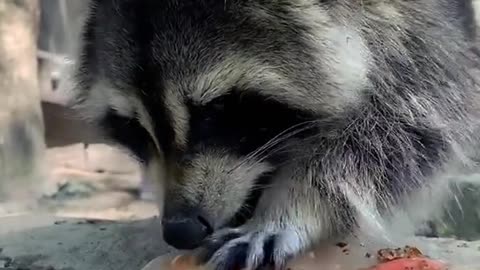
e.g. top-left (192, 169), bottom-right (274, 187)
top-left (197, 227), bottom-right (300, 270)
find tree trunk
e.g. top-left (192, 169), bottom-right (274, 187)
top-left (0, 0), bottom-right (46, 202)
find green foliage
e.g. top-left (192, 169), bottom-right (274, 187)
top-left (435, 181), bottom-right (480, 241)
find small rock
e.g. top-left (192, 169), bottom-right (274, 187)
top-left (86, 219), bottom-right (100, 224)
top-left (0, 256), bottom-right (12, 267)
top-left (76, 219), bottom-right (107, 225)
top-left (49, 182), bottom-right (96, 201)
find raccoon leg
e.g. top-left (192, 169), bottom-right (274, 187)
top-left (197, 166), bottom-right (355, 270)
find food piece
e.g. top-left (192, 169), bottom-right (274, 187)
top-left (160, 245), bottom-right (446, 270)
top-left (169, 254), bottom-right (244, 270)
top-left (403, 246), bottom-right (424, 258)
top-left (377, 246), bottom-right (424, 263)
top-left (141, 253), bottom-right (202, 270)
top-left (171, 254), bottom-right (203, 270)
top-left (141, 254), bottom-right (180, 270)
top-left (372, 246), bottom-right (448, 270)
top-left (370, 257), bottom-right (448, 270)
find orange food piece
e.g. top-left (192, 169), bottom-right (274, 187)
top-left (171, 254), bottom-right (202, 270)
top-left (168, 246), bottom-right (447, 270)
top-left (370, 258), bottom-right (448, 270)
top-left (372, 246), bottom-right (447, 270)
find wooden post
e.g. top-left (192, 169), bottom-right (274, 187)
top-left (0, 0), bottom-right (46, 202)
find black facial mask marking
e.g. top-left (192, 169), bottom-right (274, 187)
top-left (185, 90), bottom-right (313, 165)
top-left (100, 109), bottom-right (153, 163)
top-left (183, 90), bottom-right (314, 227)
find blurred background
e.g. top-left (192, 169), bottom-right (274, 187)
top-left (0, 0), bottom-right (157, 223)
top-left (0, 0), bottom-right (479, 242)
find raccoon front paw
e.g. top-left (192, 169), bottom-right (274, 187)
top-left (197, 226), bottom-right (303, 270)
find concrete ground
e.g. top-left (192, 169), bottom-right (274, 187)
top-left (1, 215), bottom-right (480, 270)
top-left (0, 143), bottom-right (164, 270)
top-left (1, 144), bottom-right (480, 270)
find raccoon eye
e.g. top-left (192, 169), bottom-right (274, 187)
top-left (212, 102), bottom-right (225, 111)
top-left (209, 95), bottom-right (226, 111)
top-left (204, 116), bottom-right (213, 123)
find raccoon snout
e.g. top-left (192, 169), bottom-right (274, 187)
top-left (162, 212), bottom-right (214, 250)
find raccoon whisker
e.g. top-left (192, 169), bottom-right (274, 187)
top-left (235, 122), bottom-right (315, 165)
top-left (248, 120), bottom-right (317, 155)
top-left (248, 142), bottom-right (298, 168)
top-left (228, 141), bottom-right (294, 176)
top-left (250, 129), bottom-right (328, 166)
top-left (237, 127), bottom-right (331, 176)
top-left (227, 121), bottom-right (319, 174)
top-left (250, 181), bottom-right (281, 191)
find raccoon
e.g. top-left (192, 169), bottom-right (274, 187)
top-left (68, 0), bottom-right (480, 269)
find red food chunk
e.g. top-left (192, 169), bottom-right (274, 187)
top-left (370, 258), bottom-right (448, 270)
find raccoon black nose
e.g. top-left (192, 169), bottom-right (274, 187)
top-left (162, 214), bottom-right (213, 250)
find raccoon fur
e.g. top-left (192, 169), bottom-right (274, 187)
top-left (68, 0), bottom-right (480, 269)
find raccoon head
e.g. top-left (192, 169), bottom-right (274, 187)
top-left (70, 0), bottom-right (370, 250)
